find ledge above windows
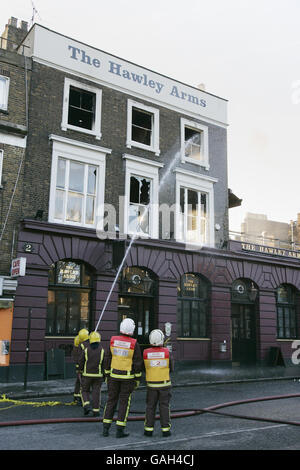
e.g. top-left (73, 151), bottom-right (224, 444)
top-left (61, 78), bottom-right (102, 140)
top-left (181, 118), bottom-right (209, 170)
top-left (126, 99), bottom-right (160, 156)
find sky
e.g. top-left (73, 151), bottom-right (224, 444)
top-left (1, 0), bottom-right (299, 233)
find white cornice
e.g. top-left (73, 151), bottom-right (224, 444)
top-left (49, 134), bottom-right (112, 154)
top-left (122, 153), bottom-right (164, 168)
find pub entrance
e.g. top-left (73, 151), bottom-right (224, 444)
top-left (231, 279), bottom-right (258, 366)
top-left (118, 267), bottom-right (157, 349)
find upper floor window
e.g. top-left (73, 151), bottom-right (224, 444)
top-left (49, 135), bottom-right (110, 230)
top-left (181, 118), bottom-right (209, 169)
top-left (123, 154), bottom-right (163, 239)
top-left (0, 75), bottom-right (9, 111)
top-left (276, 284), bottom-right (297, 339)
top-left (126, 100), bottom-right (160, 155)
top-left (175, 169), bottom-right (217, 247)
top-left (61, 78), bottom-right (102, 140)
top-left (0, 149), bottom-right (3, 186)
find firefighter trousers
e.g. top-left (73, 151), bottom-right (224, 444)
top-left (81, 376), bottom-right (103, 412)
top-left (103, 377), bottom-right (135, 427)
top-left (144, 386), bottom-right (172, 432)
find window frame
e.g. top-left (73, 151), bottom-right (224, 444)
top-left (276, 284), bottom-right (297, 339)
top-left (126, 99), bottom-right (160, 155)
top-left (0, 75), bottom-right (10, 111)
top-left (175, 168), bottom-right (217, 247)
top-left (61, 78), bottom-right (102, 140)
top-left (123, 154), bottom-right (163, 238)
top-left (177, 273), bottom-right (210, 339)
top-left (49, 135), bottom-right (111, 229)
top-left (0, 149), bottom-right (3, 186)
top-left (181, 118), bottom-right (209, 169)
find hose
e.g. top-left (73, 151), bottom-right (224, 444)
top-left (1, 393), bottom-right (300, 428)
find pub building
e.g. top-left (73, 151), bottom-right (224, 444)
top-left (0, 18), bottom-right (299, 382)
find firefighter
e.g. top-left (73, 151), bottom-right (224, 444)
top-left (102, 318), bottom-right (142, 438)
top-left (143, 329), bottom-right (174, 437)
top-left (78, 331), bottom-right (105, 417)
top-left (78, 328), bottom-right (89, 350)
top-left (72, 334), bottom-right (82, 405)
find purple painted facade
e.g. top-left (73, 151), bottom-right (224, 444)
top-left (5, 219), bottom-right (300, 382)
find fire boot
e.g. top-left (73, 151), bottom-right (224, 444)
top-left (144, 430), bottom-right (153, 437)
top-left (103, 423), bottom-right (110, 437)
top-left (116, 426), bottom-right (129, 438)
top-left (162, 430), bottom-right (171, 437)
top-left (83, 405), bottom-right (93, 417)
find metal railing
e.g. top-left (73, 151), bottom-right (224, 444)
top-left (229, 231), bottom-right (300, 252)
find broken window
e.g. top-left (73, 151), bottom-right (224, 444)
top-left (184, 127), bottom-right (202, 161)
top-left (68, 86), bottom-right (96, 130)
top-left (129, 175), bottom-right (151, 235)
top-left (131, 107), bottom-right (153, 146)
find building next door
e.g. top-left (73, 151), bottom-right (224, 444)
top-left (231, 279), bottom-right (258, 365)
top-left (118, 267), bottom-right (157, 350)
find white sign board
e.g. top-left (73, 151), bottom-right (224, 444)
top-left (23, 25), bottom-right (228, 127)
top-left (11, 257), bottom-right (26, 277)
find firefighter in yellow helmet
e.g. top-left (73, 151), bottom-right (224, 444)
top-left (78, 331), bottom-right (105, 417)
top-left (102, 318), bottom-right (142, 438)
top-left (143, 329), bottom-right (174, 437)
top-left (72, 335), bottom-right (82, 405)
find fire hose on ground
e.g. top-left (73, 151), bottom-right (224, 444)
top-left (1, 393), bottom-right (300, 428)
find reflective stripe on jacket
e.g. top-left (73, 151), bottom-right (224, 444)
top-left (110, 335), bottom-right (137, 378)
top-left (143, 347), bottom-right (170, 386)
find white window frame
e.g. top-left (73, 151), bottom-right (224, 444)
top-left (0, 76), bottom-right (10, 111)
top-left (49, 135), bottom-right (111, 229)
top-left (126, 99), bottom-right (160, 156)
top-left (174, 168), bottom-right (217, 247)
top-left (181, 118), bottom-right (209, 170)
top-left (0, 149), bottom-right (3, 186)
top-left (61, 78), bottom-right (102, 140)
top-left (123, 154), bottom-right (163, 238)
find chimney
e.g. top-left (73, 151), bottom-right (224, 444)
top-left (1, 17), bottom-right (28, 52)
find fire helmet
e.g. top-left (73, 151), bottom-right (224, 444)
top-left (89, 331), bottom-right (101, 344)
top-left (120, 318), bottom-right (135, 336)
top-left (74, 335), bottom-right (80, 347)
top-left (149, 329), bottom-right (165, 347)
top-left (78, 328), bottom-right (89, 343)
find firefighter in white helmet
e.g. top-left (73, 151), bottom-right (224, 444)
top-left (102, 318), bottom-right (142, 438)
top-left (143, 329), bottom-right (174, 437)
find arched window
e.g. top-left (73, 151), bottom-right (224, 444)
top-left (276, 284), bottom-right (297, 339)
top-left (177, 273), bottom-right (210, 338)
top-left (47, 260), bottom-right (93, 336)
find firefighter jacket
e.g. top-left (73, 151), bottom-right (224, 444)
top-left (72, 345), bottom-right (80, 371)
top-left (78, 342), bottom-right (105, 378)
top-left (143, 346), bottom-right (174, 388)
top-left (104, 334), bottom-right (142, 380)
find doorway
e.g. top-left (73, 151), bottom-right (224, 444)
top-left (119, 267), bottom-right (157, 349)
top-left (231, 279), bottom-right (258, 366)
top-left (231, 304), bottom-right (256, 365)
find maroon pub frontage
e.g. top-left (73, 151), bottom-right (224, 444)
top-left (2, 218), bottom-right (300, 382)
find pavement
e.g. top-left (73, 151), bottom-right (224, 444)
top-left (2, 363), bottom-right (300, 399)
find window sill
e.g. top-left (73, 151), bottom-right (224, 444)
top-left (181, 156), bottom-right (210, 170)
top-left (61, 124), bottom-right (101, 140)
top-left (126, 140), bottom-right (160, 156)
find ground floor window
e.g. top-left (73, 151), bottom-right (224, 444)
top-left (46, 260), bottom-right (93, 336)
top-left (276, 284), bottom-right (297, 339)
top-left (177, 273), bottom-right (209, 338)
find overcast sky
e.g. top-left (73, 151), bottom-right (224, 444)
top-left (1, 0), bottom-right (299, 233)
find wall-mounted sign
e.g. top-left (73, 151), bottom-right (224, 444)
top-left (241, 243), bottom-right (300, 260)
top-left (11, 257), bottom-right (27, 277)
